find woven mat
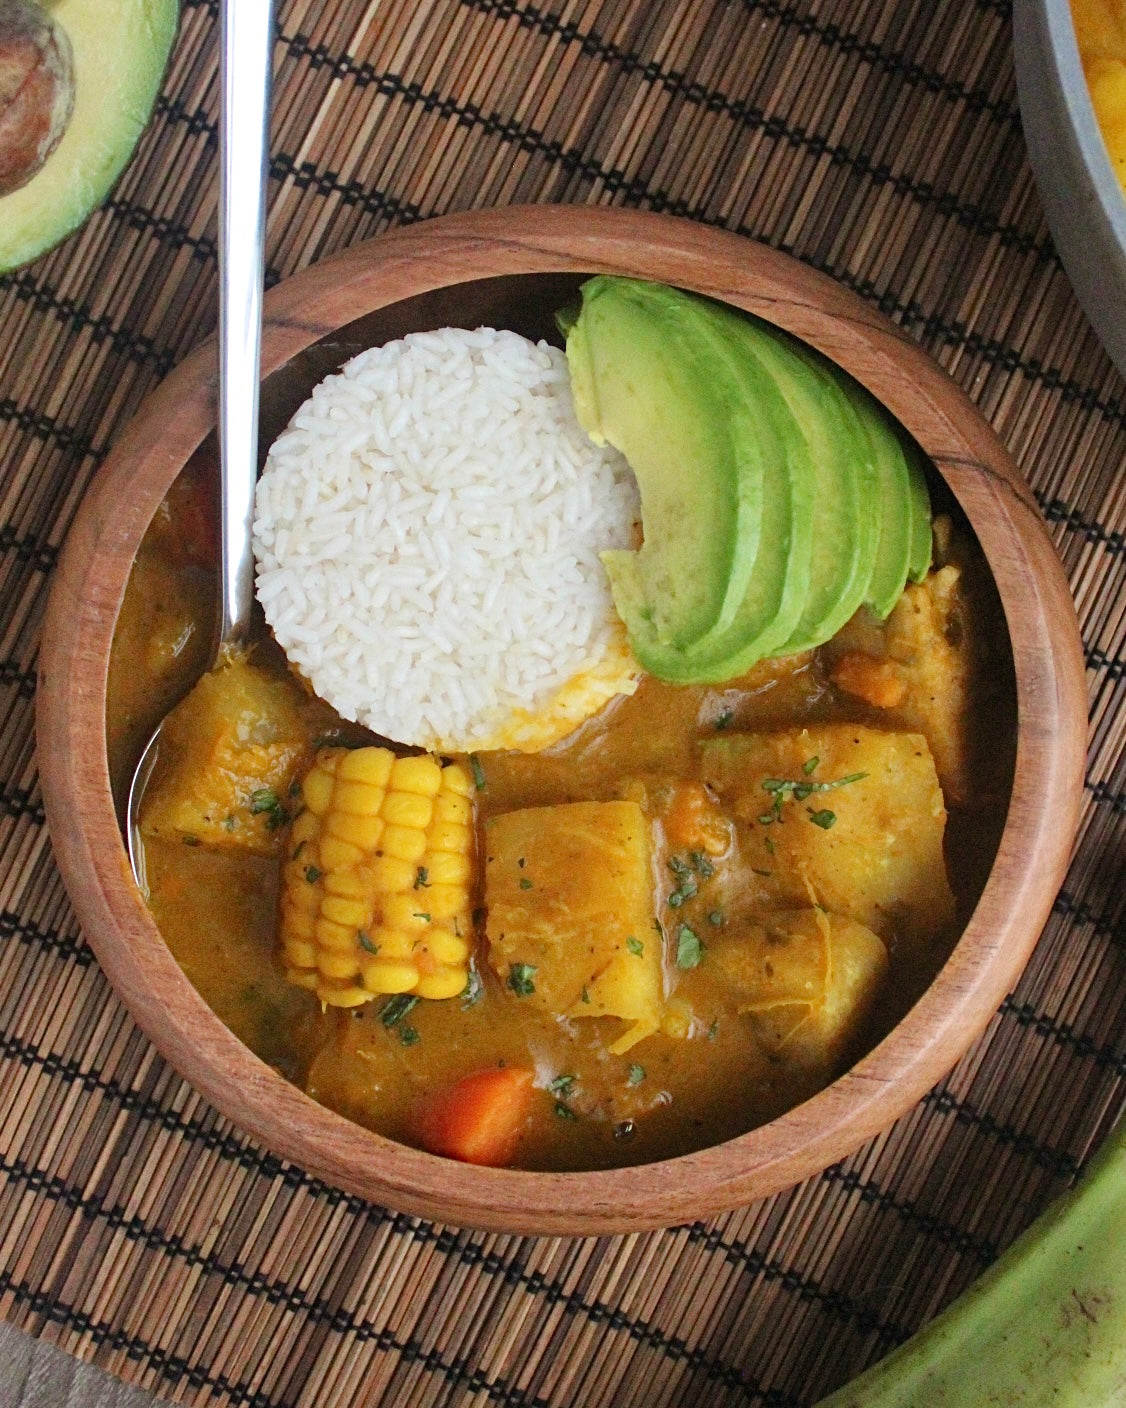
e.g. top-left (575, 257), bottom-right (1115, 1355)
top-left (1, 1), bottom-right (1123, 1404)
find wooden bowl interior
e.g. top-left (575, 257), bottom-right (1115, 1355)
top-left (40, 208), bottom-right (1087, 1235)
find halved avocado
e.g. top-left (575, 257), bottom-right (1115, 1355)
top-left (0, 0), bottom-right (178, 274)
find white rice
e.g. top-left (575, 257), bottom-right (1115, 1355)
top-left (252, 327), bottom-right (640, 751)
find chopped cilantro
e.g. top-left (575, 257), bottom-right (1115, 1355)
top-left (469, 753), bottom-right (486, 791)
top-left (714, 709), bottom-right (733, 730)
top-left (248, 787), bottom-right (288, 830)
top-left (357, 931), bottom-right (379, 954)
top-left (549, 1073), bottom-right (576, 1097)
top-left (808, 809), bottom-right (837, 829)
top-left (580, 985), bottom-right (591, 1004)
top-left (707, 909), bottom-right (724, 926)
top-left (414, 866), bottom-right (429, 889)
top-left (627, 1064), bottom-right (645, 1086)
top-left (802, 755), bottom-right (820, 775)
top-left (708, 1018), bottom-right (719, 1041)
top-left (688, 851), bottom-right (714, 878)
top-left (554, 1101), bottom-right (578, 1121)
top-left (291, 839), bottom-right (306, 860)
top-left (519, 876), bottom-right (533, 890)
top-left (398, 1025), bottom-right (420, 1046)
top-left (304, 865), bottom-right (323, 885)
top-left (507, 963), bottom-right (537, 996)
top-left (223, 815), bottom-right (236, 833)
top-left (182, 834), bottom-right (200, 846)
top-left (765, 837), bottom-right (776, 856)
top-left (412, 912), bottom-right (432, 923)
top-left (676, 925), bottom-right (704, 970)
top-left (380, 994), bottom-right (419, 1028)
top-left (460, 970), bottom-right (484, 1008)
top-left (626, 936), bottom-right (644, 956)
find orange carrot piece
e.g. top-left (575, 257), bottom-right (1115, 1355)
top-left (412, 1066), bottom-right (534, 1167)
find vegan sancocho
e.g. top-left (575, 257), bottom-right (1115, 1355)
top-left (109, 279), bottom-right (1016, 1172)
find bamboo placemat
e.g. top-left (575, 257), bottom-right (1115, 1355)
top-left (1, 1), bottom-right (1123, 1403)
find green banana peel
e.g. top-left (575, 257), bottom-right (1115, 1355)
top-left (815, 1119), bottom-right (1126, 1406)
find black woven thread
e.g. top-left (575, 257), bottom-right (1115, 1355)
top-left (0, 1148), bottom-right (789, 1405)
top-left (464, 0), bottom-right (1021, 129)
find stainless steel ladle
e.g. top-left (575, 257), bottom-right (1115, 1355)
top-left (126, 0), bottom-right (275, 891)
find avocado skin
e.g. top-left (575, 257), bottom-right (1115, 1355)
top-left (565, 277), bottom-right (931, 683)
top-left (0, 0), bottom-right (179, 274)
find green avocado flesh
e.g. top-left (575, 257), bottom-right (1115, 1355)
top-left (0, 0), bottom-right (178, 274)
top-left (564, 276), bottom-right (932, 683)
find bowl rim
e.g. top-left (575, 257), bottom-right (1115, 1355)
top-left (36, 204), bottom-right (1087, 1236)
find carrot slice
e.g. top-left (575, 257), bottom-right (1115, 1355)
top-left (411, 1066), bottom-right (534, 1167)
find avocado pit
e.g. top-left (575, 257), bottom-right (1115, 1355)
top-left (0, 0), bottom-right (74, 196)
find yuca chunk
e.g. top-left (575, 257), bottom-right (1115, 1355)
top-left (701, 724), bottom-right (955, 948)
top-left (485, 801), bottom-right (662, 1053)
top-left (828, 565), bottom-right (974, 803)
top-left (709, 908), bottom-right (888, 1072)
top-left (140, 654), bottom-right (331, 855)
top-left (0, 0), bottom-right (74, 195)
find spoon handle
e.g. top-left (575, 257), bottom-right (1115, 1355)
top-left (218, 0), bottom-right (275, 648)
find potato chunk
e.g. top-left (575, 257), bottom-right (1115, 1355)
top-left (485, 801), bottom-right (662, 1053)
top-left (139, 654), bottom-right (329, 855)
top-left (709, 908), bottom-right (888, 1071)
top-left (701, 724), bottom-right (955, 948)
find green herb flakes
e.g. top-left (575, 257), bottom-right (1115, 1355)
top-left (357, 931), bottom-right (379, 954)
top-left (714, 708), bottom-right (733, 731)
top-left (707, 910), bottom-right (724, 927)
top-left (626, 937), bottom-right (644, 956)
top-left (549, 1074), bottom-right (576, 1097)
top-left (581, 985), bottom-right (591, 1004)
top-left (304, 865), bottom-right (323, 885)
top-left (627, 1064), bottom-right (645, 1086)
top-left (808, 809), bottom-right (837, 829)
top-left (676, 925), bottom-right (704, 970)
top-left (507, 963), bottom-right (537, 997)
top-left (398, 1025), bottom-right (420, 1046)
top-left (460, 970), bottom-right (484, 1008)
top-left (181, 834), bottom-right (200, 847)
top-left (554, 1101), bottom-right (578, 1121)
top-left (414, 866), bottom-right (429, 889)
top-left (380, 994), bottom-right (419, 1028)
top-left (802, 755), bottom-right (820, 775)
top-left (469, 753), bottom-right (486, 791)
top-left (519, 876), bottom-right (533, 890)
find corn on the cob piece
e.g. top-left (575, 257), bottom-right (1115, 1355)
top-left (279, 746), bottom-right (475, 1007)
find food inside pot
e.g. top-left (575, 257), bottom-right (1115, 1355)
top-left (106, 285), bottom-right (1016, 1172)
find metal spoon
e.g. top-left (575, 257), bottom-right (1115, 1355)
top-left (126, 0), bottom-right (275, 891)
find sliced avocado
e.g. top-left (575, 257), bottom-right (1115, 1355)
top-left (736, 325), bottom-right (878, 656)
top-left (0, 0), bottom-right (178, 274)
top-left (905, 443), bottom-right (933, 583)
top-left (567, 276), bottom-right (762, 650)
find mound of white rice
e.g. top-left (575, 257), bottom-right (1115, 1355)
top-left (252, 327), bottom-right (641, 752)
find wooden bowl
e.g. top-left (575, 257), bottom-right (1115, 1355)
top-left (37, 206), bottom-right (1087, 1235)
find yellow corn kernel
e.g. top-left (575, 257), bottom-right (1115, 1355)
top-left (317, 949), bottom-right (361, 981)
top-left (428, 820), bottom-right (471, 854)
top-left (382, 894), bottom-right (434, 931)
top-left (390, 755), bottom-right (443, 796)
top-left (380, 825), bottom-right (427, 863)
top-left (358, 958), bottom-right (419, 993)
top-left (426, 850), bottom-right (471, 886)
top-left (441, 763), bottom-right (472, 797)
top-left (319, 835), bottom-right (364, 870)
top-left (302, 765), bottom-right (337, 817)
top-left (369, 855), bottom-right (417, 892)
top-left (278, 745), bottom-right (477, 1005)
top-left (422, 930), bottom-right (470, 966)
top-left (321, 895), bottom-right (369, 928)
top-left (337, 747), bottom-right (394, 786)
top-left (424, 884), bottom-right (467, 921)
top-left (327, 812), bottom-right (385, 849)
top-left (380, 791), bottom-right (434, 829)
top-left (332, 779), bottom-right (384, 816)
top-left (415, 968), bottom-right (470, 1000)
top-left (433, 792), bottom-right (472, 825)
